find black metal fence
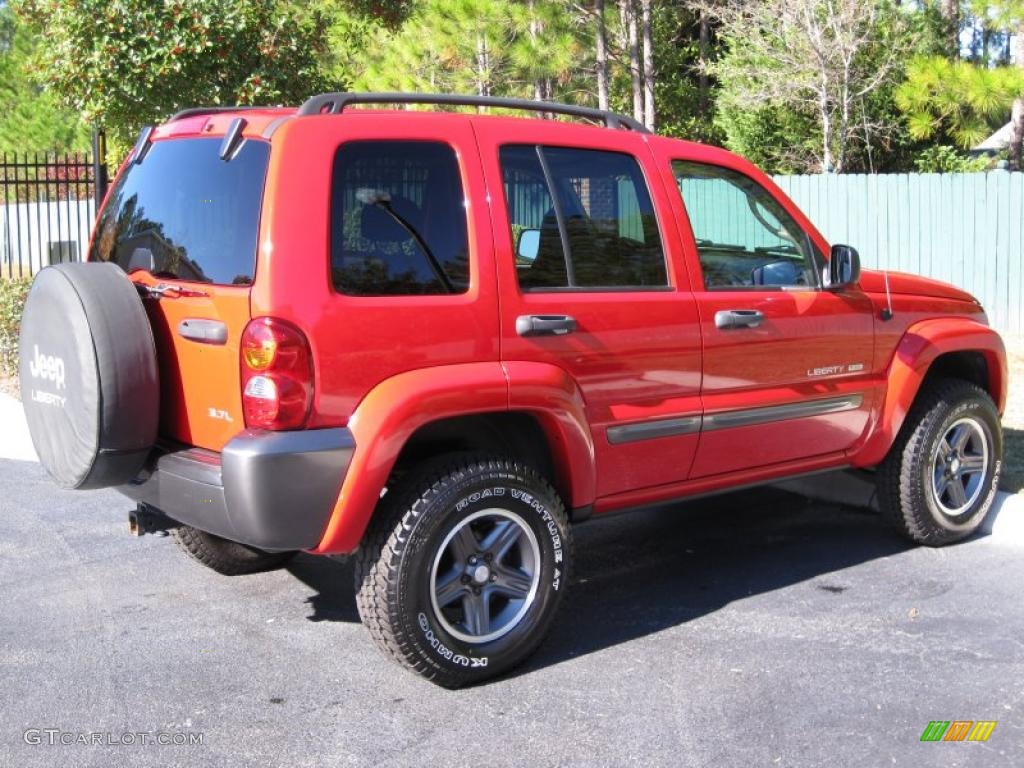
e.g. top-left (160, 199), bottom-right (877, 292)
top-left (1, 148), bottom-right (107, 279)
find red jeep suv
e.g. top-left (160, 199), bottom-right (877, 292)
top-left (19, 93), bottom-right (1006, 687)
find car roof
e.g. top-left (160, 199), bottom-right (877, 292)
top-left (150, 104), bottom-right (748, 171)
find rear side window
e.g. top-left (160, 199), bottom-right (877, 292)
top-left (91, 138), bottom-right (268, 285)
top-left (331, 141), bottom-right (469, 296)
top-left (500, 145), bottom-right (667, 290)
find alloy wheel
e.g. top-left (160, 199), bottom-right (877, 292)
top-left (429, 508), bottom-right (541, 644)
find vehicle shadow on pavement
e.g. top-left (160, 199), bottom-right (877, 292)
top-left (1000, 426), bottom-right (1024, 493)
top-left (286, 555), bottom-right (361, 623)
top-left (284, 486), bottom-right (912, 678)
top-left (522, 487), bottom-right (910, 677)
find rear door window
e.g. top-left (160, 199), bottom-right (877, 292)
top-left (330, 141), bottom-right (469, 296)
top-left (500, 145), bottom-right (667, 290)
top-left (91, 137), bottom-right (269, 285)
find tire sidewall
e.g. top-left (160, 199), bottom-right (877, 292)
top-left (395, 465), bottom-right (569, 681)
top-left (917, 393), bottom-right (1001, 534)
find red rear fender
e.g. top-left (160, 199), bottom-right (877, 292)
top-left (312, 361), bottom-right (595, 554)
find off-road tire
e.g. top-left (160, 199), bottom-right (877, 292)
top-left (173, 525), bottom-right (298, 575)
top-left (877, 378), bottom-right (1002, 546)
top-left (355, 455), bottom-right (572, 688)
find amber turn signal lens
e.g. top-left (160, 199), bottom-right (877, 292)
top-left (242, 321), bottom-right (277, 370)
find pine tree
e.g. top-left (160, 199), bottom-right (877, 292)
top-left (356, 0), bottom-right (577, 107)
top-left (897, 56), bottom-right (1022, 147)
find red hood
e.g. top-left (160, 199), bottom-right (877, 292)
top-left (858, 269), bottom-right (978, 304)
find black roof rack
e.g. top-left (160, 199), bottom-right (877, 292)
top-left (296, 92), bottom-right (650, 133)
top-left (169, 106), bottom-right (276, 122)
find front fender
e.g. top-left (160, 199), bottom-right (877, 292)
top-left (852, 318), bottom-right (1006, 468)
top-left (311, 361), bottom-right (595, 554)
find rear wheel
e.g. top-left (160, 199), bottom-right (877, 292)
top-left (355, 455), bottom-right (571, 688)
top-left (877, 378), bottom-right (1002, 546)
top-left (173, 525), bottom-right (297, 576)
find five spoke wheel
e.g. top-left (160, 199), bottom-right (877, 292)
top-left (931, 417), bottom-right (989, 516)
top-left (430, 509), bottom-right (541, 644)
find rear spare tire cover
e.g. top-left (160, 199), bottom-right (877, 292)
top-left (19, 262), bottom-right (158, 489)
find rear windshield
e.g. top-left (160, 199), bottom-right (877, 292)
top-left (91, 137), bottom-right (269, 285)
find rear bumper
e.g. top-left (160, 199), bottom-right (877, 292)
top-left (119, 428), bottom-right (354, 551)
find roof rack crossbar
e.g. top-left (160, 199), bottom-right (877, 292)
top-left (169, 106), bottom-right (275, 122)
top-left (296, 92), bottom-right (650, 133)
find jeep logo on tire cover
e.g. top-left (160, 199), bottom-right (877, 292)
top-left (28, 345), bottom-right (66, 390)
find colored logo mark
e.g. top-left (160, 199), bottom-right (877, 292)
top-left (920, 720), bottom-right (997, 742)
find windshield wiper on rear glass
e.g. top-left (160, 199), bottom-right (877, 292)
top-left (356, 188), bottom-right (454, 293)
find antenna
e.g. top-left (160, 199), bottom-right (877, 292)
top-left (880, 270), bottom-right (894, 321)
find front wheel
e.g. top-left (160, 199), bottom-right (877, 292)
top-left (877, 378), bottom-right (1002, 546)
top-left (355, 455), bottom-right (572, 688)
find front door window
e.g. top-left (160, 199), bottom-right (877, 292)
top-left (672, 161), bottom-right (821, 290)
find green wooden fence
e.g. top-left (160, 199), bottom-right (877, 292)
top-left (773, 172), bottom-right (1024, 333)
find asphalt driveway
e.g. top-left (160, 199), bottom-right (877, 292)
top-left (1, 453), bottom-right (1022, 767)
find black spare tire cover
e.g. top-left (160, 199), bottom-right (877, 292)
top-left (19, 262), bottom-right (158, 489)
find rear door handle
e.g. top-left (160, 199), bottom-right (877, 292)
top-left (178, 318), bottom-right (228, 345)
top-left (715, 309), bottom-right (764, 330)
top-left (516, 314), bottom-right (577, 337)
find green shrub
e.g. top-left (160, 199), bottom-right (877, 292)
top-left (0, 276), bottom-right (32, 378)
top-left (913, 146), bottom-right (992, 173)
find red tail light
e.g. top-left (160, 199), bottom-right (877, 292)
top-left (240, 318), bottom-right (313, 430)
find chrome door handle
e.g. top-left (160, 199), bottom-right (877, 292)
top-left (516, 314), bottom-right (577, 337)
top-left (715, 309), bottom-right (764, 329)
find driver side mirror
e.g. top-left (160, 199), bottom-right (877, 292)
top-left (828, 244), bottom-right (860, 288)
top-left (516, 229), bottom-right (541, 264)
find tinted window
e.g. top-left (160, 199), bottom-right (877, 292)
top-left (500, 146), bottom-right (667, 290)
top-left (673, 161), bottom-right (819, 289)
top-left (91, 138), bottom-right (268, 285)
top-left (331, 141), bottom-right (469, 296)
top-left (500, 146), bottom-right (565, 288)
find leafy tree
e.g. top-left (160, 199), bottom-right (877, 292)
top-left (913, 144), bottom-right (992, 171)
top-left (983, 1), bottom-right (1024, 169)
top-left (910, 2), bottom-right (1024, 168)
top-left (13, 0), bottom-right (329, 153)
top-left (0, 4), bottom-right (88, 153)
top-left (701, 0), bottom-right (909, 174)
top-left (312, 0), bottom-right (413, 88)
top-left (651, 1), bottom-right (721, 143)
top-left (354, 0), bottom-right (577, 105)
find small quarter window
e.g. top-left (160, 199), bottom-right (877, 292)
top-left (500, 145), bottom-right (667, 290)
top-left (331, 141), bottom-right (469, 296)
